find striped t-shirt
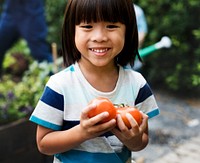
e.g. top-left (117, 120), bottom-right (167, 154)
top-left (30, 62), bottom-right (159, 163)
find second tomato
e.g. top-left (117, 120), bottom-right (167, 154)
top-left (117, 107), bottom-right (142, 128)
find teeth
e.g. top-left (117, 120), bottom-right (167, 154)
top-left (91, 48), bottom-right (108, 53)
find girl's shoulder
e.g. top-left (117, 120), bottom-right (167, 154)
top-left (51, 64), bottom-right (76, 78)
top-left (120, 66), bottom-right (146, 86)
top-left (122, 66), bottom-right (144, 78)
top-left (46, 64), bottom-right (77, 88)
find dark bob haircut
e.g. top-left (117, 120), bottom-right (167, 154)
top-left (61, 0), bottom-right (140, 67)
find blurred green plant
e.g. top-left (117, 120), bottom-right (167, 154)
top-left (0, 61), bottom-right (53, 125)
top-left (3, 39), bottom-right (31, 70)
top-left (0, 32), bottom-right (53, 125)
top-left (45, 0), bottom-right (67, 49)
top-left (135, 0), bottom-right (200, 96)
top-left (0, 1), bottom-right (58, 125)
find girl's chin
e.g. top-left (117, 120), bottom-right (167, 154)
top-left (80, 57), bottom-right (113, 67)
top-left (89, 60), bottom-right (110, 67)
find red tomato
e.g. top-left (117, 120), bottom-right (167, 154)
top-left (88, 97), bottom-right (116, 123)
top-left (116, 107), bottom-right (142, 128)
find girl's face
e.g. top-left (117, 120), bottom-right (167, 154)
top-left (75, 21), bottom-right (126, 68)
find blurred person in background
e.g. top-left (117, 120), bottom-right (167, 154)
top-left (132, 4), bottom-right (148, 70)
top-left (0, 0), bottom-right (52, 75)
top-left (134, 4), bottom-right (148, 48)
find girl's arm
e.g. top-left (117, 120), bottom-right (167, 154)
top-left (36, 104), bottom-right (116, 155)
top-left (111, 112), bottom-right (149, 151)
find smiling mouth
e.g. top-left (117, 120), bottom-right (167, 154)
top-left (90, 48), bottom-right (109, 53)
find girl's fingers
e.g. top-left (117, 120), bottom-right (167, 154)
top-left (81, 103), bottom-right (96, 119)
top-left (88, 112), bottom-right (109, 125)
top-left (116, 114), bottom-right (127, 129)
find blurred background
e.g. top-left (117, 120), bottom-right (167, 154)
top-left (1, 0), bottom-right (200, 95)
top-left (0, 0), bottom-right (200, 162)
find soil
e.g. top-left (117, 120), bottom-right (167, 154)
top-left (132, 88), bottom-right (200, 162)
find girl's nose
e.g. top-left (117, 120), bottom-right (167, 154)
top-left (91, 28), bottom-right (108, 42)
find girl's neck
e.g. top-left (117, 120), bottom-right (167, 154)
top-left (78, 61), bottom-right (119, 92)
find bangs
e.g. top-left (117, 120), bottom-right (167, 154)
top-left (74, 0), bottom-right (129, 24)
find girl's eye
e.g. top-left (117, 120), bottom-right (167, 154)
top-left (107, 25), bottom-right (119, 29)
top-left (80, 25), bottom-right (93, 29)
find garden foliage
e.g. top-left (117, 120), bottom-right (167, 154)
top-left (45, 0), bottom-right (67, 50)
top-left (0, 60), bottom-right (53, 125)
top-left (134, 0), bottom-right (200, 95)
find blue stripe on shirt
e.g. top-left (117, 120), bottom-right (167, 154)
top-left (135, 83), bottom-right (153, 105)
top-left (147, 108), bottom-right (160, 119)
top-left (40, 86), bottom-right (64, 111)
top-left (55, 147), bottom-right (130, 163)
top-left (29, 115), bottom-right (61, 130)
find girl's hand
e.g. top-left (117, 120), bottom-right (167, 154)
top-left (80, 103), bottom-right (116, 140)
top-left (111, 112), bottom-right (149, 151)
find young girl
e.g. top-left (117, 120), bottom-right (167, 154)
top-left (30, 0), bottom-right (159, 162)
